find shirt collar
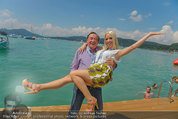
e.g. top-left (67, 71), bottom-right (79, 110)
top-left (87, 46), bottom-right (98, 53)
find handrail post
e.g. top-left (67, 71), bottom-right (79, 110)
top-left (158, 79), bottom-right (175, 103)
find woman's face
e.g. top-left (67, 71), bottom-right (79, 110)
top-left (105, 33), bottom-right (113, 49)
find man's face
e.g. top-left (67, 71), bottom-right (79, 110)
top-left (5, 100), bottom-right (16, 111)
top-left (146, 88), bottom-right (151, 93)
top-left (87, 34), bottom-right (99, 51)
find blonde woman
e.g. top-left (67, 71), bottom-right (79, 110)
top-left (23, 31), bottom-right (162, 111)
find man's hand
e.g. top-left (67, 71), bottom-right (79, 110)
top-left (105, 58), bottom-right (117, 69)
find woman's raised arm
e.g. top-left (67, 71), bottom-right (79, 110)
top-left (114, 32), bottom-right (162, 60)
top-left (78, 43), bottom-right (103, 53)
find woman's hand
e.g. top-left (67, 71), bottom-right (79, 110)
top-left (148, 32), bottom-right (163, 36)
top-left (105, 58), bottom-right (117, 69)
top-left (96, 46), bottom-right (103, 50)
top-left (78, 43), bottom-right (87, 53)
top-left (114, 31), bottom-right (163, 59)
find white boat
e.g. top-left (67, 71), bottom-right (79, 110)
top-left (9, 34), bottom-right (18, 38)
top-left (0, 32), bottom-right (9, 49)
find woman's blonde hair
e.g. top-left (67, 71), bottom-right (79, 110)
top-left (103, 31), bottom-right (119, 50)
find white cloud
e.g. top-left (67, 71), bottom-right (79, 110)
top-left (173, 31), bottom-right (178, 43)
top-left (129, 10), bottom-right (142, 22)
top-left (43, 23), bottom-right (52, 29)
top-left (168, 20), bottom-right (174, 25)
top-left (1, 19), bottom-right (177, 45)
top-left (0, 9), bottom-right (12, 17)
top-left (144, 13), bottom-right (152, 18)
top-left (0, 10), bottom-right (177, 45)
top-left (119, 18), bottom-right (126, 21)
top-left (131, 10), bottom-right (137, 16)
top-left (156, 25), bottom-right (178, 44)
top-left (103, 25), bottom-right (178, 45)
top-left (4, 18), bottom-right (17, 24)
top-left (0, 18), bottom-right (18, 28)
top-left (129, 10), bottom-right (152, 22)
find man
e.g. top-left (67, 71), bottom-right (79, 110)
top-left (67, 32), bottom-right (116, 119)
top-left (144, 87), bottom-right (153, 99)
top-left (1, 94), bottom-right (21, 119)
top-left (172, 89), bottom-right (178, 98)
top-left (172, 76), bottom-right (178, 83)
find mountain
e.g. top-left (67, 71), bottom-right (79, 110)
top-left (168, 43), bottom-right (178, 51)
top-left (52, 36), bottom-right (178, 52)
top-left (0, 28), bottom-right (42, 37)
top-left (0, 28), bottom-right (177, 52)
top-left (118, 38), bottom-right (178, 52)
top-left (51, 36), bottom-right (86, 42)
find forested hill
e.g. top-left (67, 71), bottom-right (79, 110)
top-left (52, 36), bottom-right (178, 52)
top-left (0, 28), bottom-right (42, 37)
top-left (117, 38), bottom-right (178, 52)
top-left (0, 28), bottom-right (177, 52)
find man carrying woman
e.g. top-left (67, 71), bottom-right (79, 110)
top-left (68, 32), bottom-right (116, 118)
top-left (23, 31), bottom-right (162, 112)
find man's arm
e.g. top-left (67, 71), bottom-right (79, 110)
top-left (70, 50), bottom-right (80, 71)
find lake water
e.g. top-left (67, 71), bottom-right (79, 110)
top-left (0, 38), bottom-right (177, 108)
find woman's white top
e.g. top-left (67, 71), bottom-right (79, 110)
top-left (95, 49), bottom-right (121, 64)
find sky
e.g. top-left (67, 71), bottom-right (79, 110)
top-left (0, 0), bottom-right (178, 45)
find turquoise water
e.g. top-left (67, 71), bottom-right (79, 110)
top-left (0, 38), bottom-right (177, 108)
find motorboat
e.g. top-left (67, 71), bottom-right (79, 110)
top-left (24, 36), bottom-right (36, 40)
top-left (0, 32), bottom-right (9, 49)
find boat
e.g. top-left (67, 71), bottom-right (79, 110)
top-left (24, 25), bottom-right (36, 40)
top-left (0, 32), bottom-right (9, 49)
top-left (24, 36), bottom-right (36, 40)
top-left (173, 59), bottom-right (178, 65)
top-left (9, 34), bottom-right (18, 38)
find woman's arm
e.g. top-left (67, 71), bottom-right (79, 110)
top-left (96, 46), bottom-right (103, 50)
top-left (114, 32), bottom-right (162, 60)
top-left (78, 43), bottom-right (103, 53)
top-left (78, 43), bottom-right (88, 53)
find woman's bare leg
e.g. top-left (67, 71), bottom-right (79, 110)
top-left (40, 69), bottom-right (94, 101)
top-left (23, 75), bottom-right (73, 93)
top-left (70, 69), bottom-right (94, 101)
top-left (23, 69), bottom-right (94, 100)
top-left (39, 75), bottom-right (73, 90)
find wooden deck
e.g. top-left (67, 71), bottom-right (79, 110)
top-left (28, 97), bottom-right (178, 111)
top-left (1, 97), bottom-right (178, 119)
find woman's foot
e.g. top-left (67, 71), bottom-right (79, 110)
top-left (86, 96), bottom-right (98, 112)
top-left (22, 78), bottom-right (40, 94)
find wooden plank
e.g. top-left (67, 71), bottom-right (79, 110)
top-left (1, 97), bottom-right (177, 119)
top-left (0, 97), bottom-right (177, 111)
